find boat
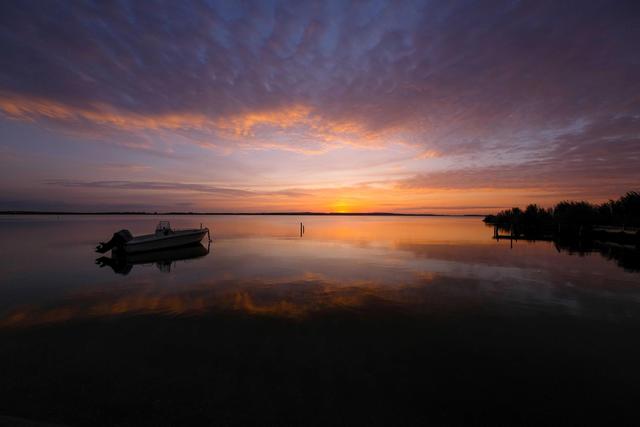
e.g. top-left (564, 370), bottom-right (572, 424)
top-left (96, 221), bottom-right (211, 254)
top-left (96, 242), bottom-right (210, 275)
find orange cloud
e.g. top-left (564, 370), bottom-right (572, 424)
top-left (416, 149), bottom-right (441, 159)
top-left (0, 93), bottom-right (210, 131)
top-left (215, 104), bottom-right (400, 153)
top-left (218, 104), bottom-right (313, 136)
top-left (0, 92), bottom-right (397, 153)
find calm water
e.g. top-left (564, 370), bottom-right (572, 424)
top-left (1, 215), bottom-right (639, 425)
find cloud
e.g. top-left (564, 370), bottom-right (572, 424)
top-left (399, 116), bottom-right (640, 200)
top-left (45, 179), bottom-right (310, 198)
top-left (1, 0), bottom-right (639, 210)
top-left (98, 163), bottom-right (152, 173)
top-left (0, 93), bottom-right (210, 130)
top-left (1, 0), bottom-right (638, 155)
top-left (0, 91), bottom-right (398, 155)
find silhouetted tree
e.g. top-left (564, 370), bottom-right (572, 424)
top-left (617, 191), bottom-right (640, 227)
top-left (483, 191), bottom-right (640, 238)
top-left (553, 201), bottom-right (596, 226)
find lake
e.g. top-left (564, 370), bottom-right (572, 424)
top-left (1, 215), bottom-right (639, 426)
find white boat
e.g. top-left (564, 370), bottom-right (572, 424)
top-left (96, 221), bottom-right (210, 254)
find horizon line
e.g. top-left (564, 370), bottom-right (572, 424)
top-left (0, 210), bottom-right (488, 217)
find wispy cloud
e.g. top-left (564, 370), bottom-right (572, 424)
top-left (97, 163), bottom-right (152, 173)
top-left (45, 179), bottom-right (310, 198)
top-left (398, 116), bottom-right (640, 199)
top-left (2, 1), bottom-right (637, 153)
top-left (1, 0), bottom-right (639, 210)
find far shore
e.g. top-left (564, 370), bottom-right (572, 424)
top-left (0, 211), bottom-right (486, 217)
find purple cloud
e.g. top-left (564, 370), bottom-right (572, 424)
top-left (0, 0), bottom-right (639, 210)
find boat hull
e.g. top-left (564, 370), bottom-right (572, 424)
top-left (123, 229), bottom-right (208, 253)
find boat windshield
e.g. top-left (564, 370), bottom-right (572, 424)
top-left (155, 221), bottom-right (172, 234)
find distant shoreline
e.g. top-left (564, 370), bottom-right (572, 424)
top-left (0, 211), bottom-right (486, 217)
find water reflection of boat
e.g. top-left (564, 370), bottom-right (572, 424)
top-left (96, 242), bottom-right (210, 275)
top-left (96, 221), bottom-right (210, 254)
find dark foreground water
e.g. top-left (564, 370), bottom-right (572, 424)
top-left (1, 215), bottom-right (639, 426)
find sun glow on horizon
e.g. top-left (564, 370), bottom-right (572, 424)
top-left (330, 199), bottom-right (354, 213)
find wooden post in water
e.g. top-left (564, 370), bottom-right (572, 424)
top-left (510, 224), bottom-right (513, 249)
top-left (300, 222), bottom-right (303, 237)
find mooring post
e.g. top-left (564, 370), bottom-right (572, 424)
top-left (510, 224), bottom-right (513, 248)
top-left (300, 222), bottom-right (303, 237)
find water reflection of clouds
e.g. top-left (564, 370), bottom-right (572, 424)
top-left (1, 216), bottom-right (638, 330)
top-left (3, 266), bottom-right (639, 329)
top-left (0, 275), bottom-right (431, 328)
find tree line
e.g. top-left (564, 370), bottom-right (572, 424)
top-left (484, 191), bottom-right (640, 237)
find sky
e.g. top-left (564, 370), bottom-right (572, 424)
top-left (1, 0), bottom-right (639, 213)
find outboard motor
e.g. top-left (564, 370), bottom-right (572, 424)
top-left (96, 229), bottom-right (133, 253)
